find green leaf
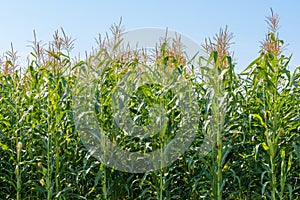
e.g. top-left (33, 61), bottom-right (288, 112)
top-left (251, 114), bottom-right (267, 129)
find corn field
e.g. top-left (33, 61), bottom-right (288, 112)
top-left (0, 11), bottom-right (299, 199)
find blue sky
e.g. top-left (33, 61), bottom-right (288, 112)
top-left (1, 0), bottom-right (299, 72)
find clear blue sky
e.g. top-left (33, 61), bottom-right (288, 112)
top-left (1, 0), bottom-right (299, 72)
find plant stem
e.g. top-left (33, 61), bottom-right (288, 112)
top-left (47, 95), bottom-right (53, 200)
top-left (16, 142), bottom-right (22, 200)
top-left (47, 132), bottom-right (52, 200)
top-left (101, 163), bottom-right (107, 200)
top-left (213, 64), bottom-right (224, 200)
top-left (270, 63), bottom-right (279, 200)
top-left (159, 170), bottom-right (163, 200)
top-left (217, 139), bottom-right (222, 200)
top-left (270, 156), bottom-right (276, 200)
top-left (55, 138), bottom-right (60, 195)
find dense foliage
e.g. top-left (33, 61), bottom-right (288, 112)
top-left (0, 13), bottom-right (299, 199)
